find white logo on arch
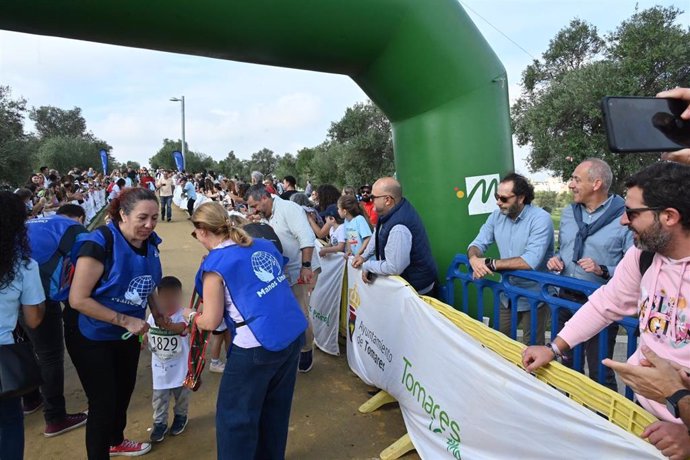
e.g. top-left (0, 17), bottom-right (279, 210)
top-left (251, 251), bottom-right (281, 283)
top-left (465, 174), bottom-right (500, 216)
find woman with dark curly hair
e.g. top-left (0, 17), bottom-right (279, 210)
top-left (0, 191), bottom-right (46, 460)
top-left (307, 184), bottom-right (341, 238)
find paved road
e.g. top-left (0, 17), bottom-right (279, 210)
top-left (25, 206), bottom-right (416, 460)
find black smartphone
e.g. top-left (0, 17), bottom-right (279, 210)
top-left (601, 96), bottom-right (690, 153)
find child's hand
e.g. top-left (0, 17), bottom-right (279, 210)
top-left (319, 249), bottom-right (328, 257)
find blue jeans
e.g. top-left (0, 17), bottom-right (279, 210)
top-left (0, 396), bottom-right (24, 460)
top-left (160, 195), bottom-right (173, 221)
top-left (216, 338), bottom-right (300, 460)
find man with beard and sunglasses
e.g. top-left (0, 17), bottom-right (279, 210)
top-left (546, 158), bottom-right (633, 391)
top-left (523, 161), bottom-right (690, 460)
top-left (359, 184), bottom-right (378, 226)
top-left (468, 173), bottom-right (554, 345)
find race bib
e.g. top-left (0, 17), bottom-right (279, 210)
top-left (148, 327), bottom-right (184, 361)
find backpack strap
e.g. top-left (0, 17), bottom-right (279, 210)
top-left (639, 250), bottom-right (654, 277)
top-left (95, 225), bottom-right (115, 281)
top-left (39, 224), bottom-right (87, 296)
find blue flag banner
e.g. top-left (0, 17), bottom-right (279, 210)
top-left (172, 150), bottom-right (185, 171)
top-left (99, 149), bottom-right (108, 174)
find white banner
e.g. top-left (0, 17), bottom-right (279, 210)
top-left (345, 266), bottom-right (663, 459)
top-left (309, 240), bottom-right (346, 355)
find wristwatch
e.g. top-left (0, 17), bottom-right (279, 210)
top-left (599, 264), bottom-right (610, 280)
top-left (301, 261), bottom-right (311, 268)
top-left (666, 389), bottom-right (690, 418)
top-left (484, 258), bottom-right (496, 271)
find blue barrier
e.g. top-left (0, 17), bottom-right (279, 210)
top-left (441, 253), bottom-right (639, 399)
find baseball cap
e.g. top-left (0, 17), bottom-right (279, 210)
top-left (319, 204), bottom-right (338, 219)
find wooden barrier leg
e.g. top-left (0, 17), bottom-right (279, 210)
top-left (380, 433), bottom-right (415, 460)
top-left (358, 392), bottom-right (416, 460)
top-left (358, 390), bottom-right (397, 413)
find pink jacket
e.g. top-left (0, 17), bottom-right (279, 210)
top-left (559, 246), bottom-right (690, 422)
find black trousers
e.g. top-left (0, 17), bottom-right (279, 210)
top-left (186, 198), bottom-right (195, 216)
top-left (558, 289), bottom-right (619, 392)
top-left (20, 300), bottom-right (67, 423)
top-left (64, 314), bottom-right (140, 460)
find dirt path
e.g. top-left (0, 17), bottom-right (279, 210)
top-left (24, 206), bottom-right (418, 460)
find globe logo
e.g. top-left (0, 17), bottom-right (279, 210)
top-left (251, 251), bottom-right (281, 283)
top-left (124, 275), bottom-right (155, 307)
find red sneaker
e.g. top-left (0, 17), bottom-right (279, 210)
top-left (109, 439), bottom-right (152, 457)
top-left (44, 412), bottom-right (88, 437)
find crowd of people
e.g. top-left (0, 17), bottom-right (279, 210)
top-left (1, 87), bottom-right (690, 459)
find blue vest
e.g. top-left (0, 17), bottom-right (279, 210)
top-left (374, 198), bottom-right (438, 291)
top-left (195, 238), bottom-right (307, 352)
top-left (26, 215), bottom-right (86, 299)
top-left (72, 222), bottom-right (162, 341)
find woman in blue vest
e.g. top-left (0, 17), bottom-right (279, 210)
top-left (67, 187), bottom-right (163, 459)
top-left (185, 202), bottom-right (306, 460)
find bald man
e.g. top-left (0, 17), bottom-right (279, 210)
top-left (352, 177), bottom-right (438, 295)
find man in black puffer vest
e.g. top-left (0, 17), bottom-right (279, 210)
top-left (352, 177), bottom-right (438, 295)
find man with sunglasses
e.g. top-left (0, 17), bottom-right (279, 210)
top-left (359, 184), bottom-right (378, 226)
top-left (546, 158), bottom-right (632, 391)
top-left (352, 177), bottom-right (437, 295)
top-left (468, 173), bottom-right (554, 345)
top-left (523, 161), bottom-right (690, 460)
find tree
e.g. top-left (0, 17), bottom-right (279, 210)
top-left (149, 138), bottom-right (181, 170)
top-left (512, 6), bottom-right (690, 193)
top-left (295, 146), bottom-right (317, 185)
top-left (125, 161), bottom-right (141, 171)
top-left (273, 153), bottom-right (297, 182)
top-left (217, 150), bottom-right (249, 180)
top-left (326, 101), bottom-right (395, 187)
top-left (36, 136), bottom-right (106, 173)
top-left (30, 106), bottom-right (87, 139)
top-left (0, 86), bottom-right (35, 185)
top-left (247, 148), bottom-right (277, 177)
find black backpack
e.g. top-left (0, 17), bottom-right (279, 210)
top-left (639, 250), bottom-right (654, 277)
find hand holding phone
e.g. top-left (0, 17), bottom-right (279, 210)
top-left (602, 96), bottom-right (690, 153)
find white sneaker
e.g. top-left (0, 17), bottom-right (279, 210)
top-left (209, 360), bottom-right (225, 373)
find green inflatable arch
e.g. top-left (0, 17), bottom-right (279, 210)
top-left (1, 0), bottom-right (513, 281)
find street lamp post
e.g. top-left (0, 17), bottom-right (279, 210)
top-left (169, 96), bottom-right (186, 171)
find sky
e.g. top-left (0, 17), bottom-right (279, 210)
top-left (0, 0), bottom-right (687, 178)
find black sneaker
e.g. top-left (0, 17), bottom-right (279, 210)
top-left (298, 350), bottom-right (313, 373)
top-left (150, 424), bottom-right (167, 443)
top-left (170, 415), bottom-right (187, 436)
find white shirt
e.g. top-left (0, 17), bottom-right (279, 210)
top-left (147, 311), bottom-right (190, 390)
top-left (268, 197), bottom-right (319, 285)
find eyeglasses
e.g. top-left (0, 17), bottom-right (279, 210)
top-left (625, 206), bottom-right (664, 220)
top-left (494, 193), bottom-right (516, 203)
top-left (370, 194), bottom-right (391, 201)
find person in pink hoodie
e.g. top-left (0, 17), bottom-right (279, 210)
top-left (523, 160), bottom-right (690, 460)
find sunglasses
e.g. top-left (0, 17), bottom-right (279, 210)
top-left (361, 190), bottom-right (371, 194)
top-left (625, 206), bottom-right (664, 220)
top-left (494, 193), bottom-right (516, 203)
top-left (370, 194), bottom-right (391, 201)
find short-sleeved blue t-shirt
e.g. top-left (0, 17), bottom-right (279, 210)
top-left (0, 258), bottom-right (46, 345)
top-left (344, 215), bottom-right (372, 256)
